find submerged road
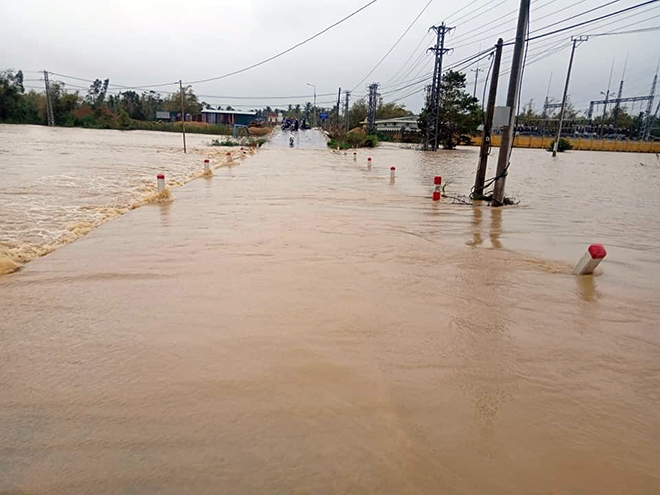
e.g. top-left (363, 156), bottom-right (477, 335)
top-left (1, 130), bottom-right (659, 494)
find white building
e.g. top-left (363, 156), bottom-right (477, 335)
top-left (375, 116), bottom-right (420, 133)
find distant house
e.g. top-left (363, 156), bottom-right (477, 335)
top-left (375, 116), bottom-right (420, 133)
top-left (267, 112), bottom-right (278, 125)
top-left (155, 111), bottom-right (176, 121)
top-left (192, 109), bottom-right (257, 126)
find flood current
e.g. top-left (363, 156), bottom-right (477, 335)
top-left (1, 124), bottom-right (659, 493)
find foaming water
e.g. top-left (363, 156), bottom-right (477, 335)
top-left (1, 128), bottom-right (660, 494)
top-left (0, 124), bottom-right (245, 272)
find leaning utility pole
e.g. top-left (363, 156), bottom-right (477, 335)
top-left (335, 87), bottom-right (342, 127)
top-left (344, 91), bottom-right (351, 132)
top-left (367, 83), bottom-right (379, 134)
top-left (474, 39), bottom-right (503, 198)
top-left (43, 71), bottom-right (55, 127)
top-left (552, 36), bottom-right (587, 157)
top-left (612, 57), bottom-right (627, 125)
top-left (179, 80), bottom-right (187, 153)
top-left (423, 23), bottom-right (454, 151)
top-left (492, 0), bottom-right (530, 206)
top-left (472, 67), bottom-right (480, 98)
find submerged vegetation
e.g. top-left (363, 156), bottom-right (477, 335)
top-left (548, 138), bottom-right (573, 152)
top-left (328, 128), bottom-right (379, 149)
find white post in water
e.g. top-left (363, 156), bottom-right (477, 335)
top-left (573, 244), bottom-right (607, 275)
top-left (390, 166), bottom-right (396, 181)
top-left (353, 151), bottom-right (357, 161)
top-left (157, 173), bottom-right (165, 193)
top-left (226, 152), bottom-right (232, 163)
top-left (204, 159), bottom-right (210, 172)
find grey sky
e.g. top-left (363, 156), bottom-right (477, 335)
top-left (2, 0), bottom-right (659, 115)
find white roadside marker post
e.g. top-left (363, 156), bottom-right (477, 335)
top-left (573, 244), bottom-right (607, 275)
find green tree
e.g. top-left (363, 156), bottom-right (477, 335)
top-left (0, 70), bottom-right (32, 122)
top-left (418, 70), bottom-right (481, 149)
top-left (163, 85), bottom-right (201, 114)
top-left (50, 82), bottom-right (80, 126)
top-left (348, 98), bottom-right (368, 129)
top-left (376, 101), bottom-right (410, 120)
top-left (140, 90), bottom-right (164, 120)
top-left (117, 109), bottom-right (132, 129)
top-left (86, 78), bottom-right (109, 109)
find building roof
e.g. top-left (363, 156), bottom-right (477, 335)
top-left (201, 109), bottom-right (257, 116)
top-left (360, 115), bottom-right (419, 125)
top-left (376, 116), bottom-right (418, 124)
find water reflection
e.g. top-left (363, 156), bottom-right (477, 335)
top-left (468, 206), bottom-right (483, 247)
top-left (490, 207), bottom-right (503, 250)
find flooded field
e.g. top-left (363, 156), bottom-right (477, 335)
top-left (0, 124), bottom-right (246, 273)
top-left (1, 125), bottom-right (659, 494)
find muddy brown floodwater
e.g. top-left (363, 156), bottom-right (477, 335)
top-left (1, 126), bottom-right (659, 494)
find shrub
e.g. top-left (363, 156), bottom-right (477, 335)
top-left (548, 137), bottom-right (573, 152)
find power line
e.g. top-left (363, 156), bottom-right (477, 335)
top-left (351, 0), bottom-right (436, 91)
top-left (521, 0), bottom-right (660, 44)
top-left (451, 0), bottom-right (512, 26)
top-left (185, 0), bottom-right (378, 85)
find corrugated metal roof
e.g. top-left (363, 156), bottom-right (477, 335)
top-left (201, 109), bottom-right (257, 116)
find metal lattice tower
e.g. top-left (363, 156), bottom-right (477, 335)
top-left (423, 23), bottom-right (454, 151)
top-left (43, 71), bottom-right (55, 127)
top-left (367, 83), bottom-right (379, 135)
top-left (641, 73), bottom-right (657, 140)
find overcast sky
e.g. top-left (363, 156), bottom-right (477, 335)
top-left (2, 0), bottom-right (659, 115)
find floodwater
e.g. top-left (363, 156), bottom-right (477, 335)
top-left (1, 125), bottom-right (660, 494)
top-left (0, 124), bottom-right (246, 274)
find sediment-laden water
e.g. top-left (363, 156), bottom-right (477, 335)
top-left (1, 125), bottom-right (659, 494)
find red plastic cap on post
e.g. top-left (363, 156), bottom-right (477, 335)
top-left (204, 159), bottom-right (209, 163)
top-left (434, 176), bottom-right (442, 185)
top-left (157, 174), bottom-right (165, 179)
top-left (367, 156), bottom-right (372, 161)
top-left (390, 166), bottom-right (395, 170)
top-left (588, 244), bottom-right (607, 260)
top-left (432, 191), bottom-right (441, 201)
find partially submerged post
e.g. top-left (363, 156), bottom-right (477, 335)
top-left (179, 80), bottom-right (187, 154)
top-left (474, 39), bottom-right (503, 198)
top-left (433, 176), bottom-right (442, 201)
top-left (157, 174), bottom-right (165, 193)
top-left (573, 244), bottom-right (607, 275)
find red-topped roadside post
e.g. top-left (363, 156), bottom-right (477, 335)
top-left (573, 244), bottom-right (607, 275)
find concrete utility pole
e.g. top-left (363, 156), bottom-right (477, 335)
top-left (474, 39), bottom-right (503, 198)
top-left (472, 67), bottom-right (480, 98)
top-left (307, 83), bottom-right (317, 127)
top-left (367, 83), bottom-right (379, 134)
top-left (335, 87), bottom-right (342, 127)
top-left (423, 23), bottom-right (454, 151)
top-left (492, 0), bottom-right (530, 206)
top-left (552, 36), bottom-right (587, 157)
top-left (43, 71), bottom-right (55, 127)
top-left (179, 80), bottom-right (187, 153)
top-left (344, 91), bottom-right (351, 132)
top-left (612, 57), bottom-right (627, 125)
